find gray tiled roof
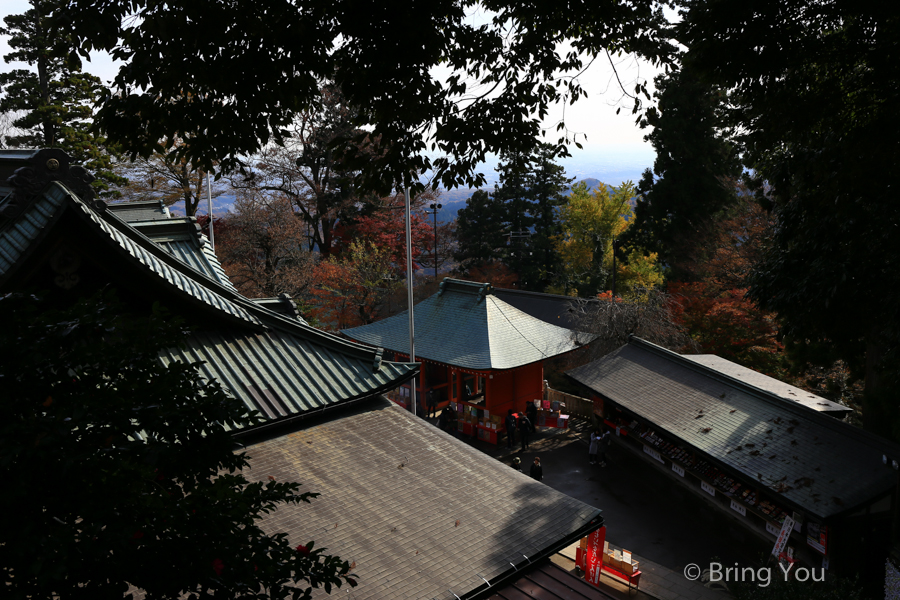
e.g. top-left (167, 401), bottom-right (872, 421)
top-left (0, 182), bottom-right (259, 324)
top-left (245, 398), bottom-right (603, 600)
top-left (567, 338), bottom-right (900, 519)
top-left (123, 214), bottom-right (240, 294)
top-left (488, 561), bottom-right (615, 600)
top-left (492, 287), bottom-right (582, 329)
top-left (681, 354), bottom-right (851, 414)
top-left (155, 237), bottom-right (240, 293)
top-left (343, 279), bottom-right (588, 370)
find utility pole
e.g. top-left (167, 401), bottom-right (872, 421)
top-left (405, 184), bottom-right (417, 416)
top-left (206, 170), bottom-right (214, 252)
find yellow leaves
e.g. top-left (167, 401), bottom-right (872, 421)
top-left (617, 248), bottom-right (665, 296)
top-left (553, 179), bottom-right (663, 296)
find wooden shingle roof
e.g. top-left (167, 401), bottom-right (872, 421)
top-left (245, 398), bottom-right (603, 600)
top-left (567, 337), bottom-right (900, 520)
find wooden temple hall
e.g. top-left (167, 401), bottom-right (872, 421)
top-left (343, 279), bottom-right (590, 439)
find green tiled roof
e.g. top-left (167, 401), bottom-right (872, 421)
top-left (343, 279), bottom-right (588, 370)
top-left (568, 337), bottom-right (900, 519)
top-left (160, 328), bottom-right (413, 427)
top-left (107, 199), bottom-right (172, 222)
top-left (0, 150), bottom-right (418, 427)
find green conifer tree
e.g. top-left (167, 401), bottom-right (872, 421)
top-left (0, 0), bottom-right (126, 196)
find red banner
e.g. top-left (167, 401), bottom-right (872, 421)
top-left (584, 526), bottom-right (607, 587)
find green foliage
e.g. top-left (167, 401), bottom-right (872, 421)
top-left (55, 0), bottom-right (673, 191)
top-left (517, 143), bottom-right (571, 290)
top-left (679, 0), bottom-right (900, 434)
top-left (0, 0), bottom-right (126, 197)
top-left (628, 57), bottom-right (742, 280)
top-left (0, 290), bottom-right (355, 599)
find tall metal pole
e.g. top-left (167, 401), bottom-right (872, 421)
top-left (433, 206), bottom-right (438, 278)
top-left (207, 170), bottom-right (215, 252)
top-left (405, 184), bottom-right (417, 416)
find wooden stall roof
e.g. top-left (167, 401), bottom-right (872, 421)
top-left (488, 561), bottom-right (617, 600)
top-left (682, 354), bottom-right (851, 416)
top-left (567, 336), bottom-right (900, 520)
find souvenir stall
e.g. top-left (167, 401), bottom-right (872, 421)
top-left (568, 336), bottom-right (900, 588)
top-left (343, 279), bottom-right (587, 442)
top-left (575, 527), bottom-right (642, 594)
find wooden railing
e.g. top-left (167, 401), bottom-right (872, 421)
top-left (545, 388), bottom-right (594, 420)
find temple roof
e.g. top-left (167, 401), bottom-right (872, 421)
top-left (343, 278), bottom-right (590, 370)
top-left (0, 149), bottom-right (417, 428)
top-left (245, 397), bottom-right (603, 599)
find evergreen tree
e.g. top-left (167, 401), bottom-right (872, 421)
top-left (0, 0), bottom-right (126, 197)
top-left (627, 58), bottom-right (742, 280)
top-left (454, 144), bottom-right (569, 290)
top-left (491, 150), bottom-right (534, 285)
top-left (681, 0), bottom-right (900, 438)
top-left (0, 290), bottom-right (356, 598)
top-left (454, 189), bottom-right (509, 273)
top-left (523, 144), bottom-right (571, 290)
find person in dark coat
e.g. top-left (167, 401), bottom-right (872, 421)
top-left (518, 412), bottom-right (532, 451)
top-left (505, 409), bottom-right (517, 449)
top-left (598, 429), bottom-right (612, 466)
top-left (438, 405), bottom-right (450, 431)
top-left (589, 428), bottom-right (601, 465)
top-left (426, 389), bottom-right (437, 418)
top-left (525, 400), bottom-right (538, 433)
top-left (511, 456), bottom-right (522, 472)
top-left (530, 457), bottom-right (543, 481)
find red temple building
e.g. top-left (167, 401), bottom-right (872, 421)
top-left (343, 278), bottom-right (590, 441)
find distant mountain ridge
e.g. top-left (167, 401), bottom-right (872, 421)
top-left (435, 177), bottom-right (614, 224)
top-left (167, 143), bottom-right (654, 222)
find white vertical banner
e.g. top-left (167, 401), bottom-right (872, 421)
top-left (772, 516), bottom-right (795, 557)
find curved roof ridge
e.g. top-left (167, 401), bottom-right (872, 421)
top-left (344, 282), bottom-right (583, 370)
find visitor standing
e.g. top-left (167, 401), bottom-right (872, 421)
top-left (598, 429), bottom-right (612, 467)
top-left (526, 400), bottom-right (537, 433)
top-left (426, 389), bottom-right (436, 418)
top-left (589, 428), bottom-right (601, 464)
top-left (518, 412), bottom-right (532, 451)
top-left (530, 457), bottom-right (543, 481)
top-left (505, 410), bottom-right (517, 449)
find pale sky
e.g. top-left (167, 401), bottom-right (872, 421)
top-left (1, 1), bottom-right (659, 159)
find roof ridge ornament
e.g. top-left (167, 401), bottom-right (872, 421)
top-left (1, 149), bottom-right (97, 219)
top-left (476, 282), bottom-right (492, 303)
top-left (373, 347), bottom-right (383, 373)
